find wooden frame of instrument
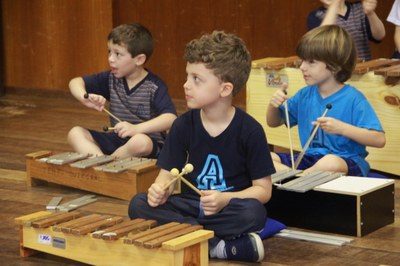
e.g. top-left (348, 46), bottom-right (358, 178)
top-left (26, 151), bottom-right (159, 200)
top-left (267, 176), bottom-right (395, 237)
top-left (15, 211), bottom-right (214, 266)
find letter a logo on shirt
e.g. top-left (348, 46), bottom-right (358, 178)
top-left (197, 154), bottom-right (228, 191)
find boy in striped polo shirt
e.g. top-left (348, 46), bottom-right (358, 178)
top-left (68, 23), bottom-right (177, 159)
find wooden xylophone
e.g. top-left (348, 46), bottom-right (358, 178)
top-left (247, 56), bottom-right (400, 175)
top-left (26, 150), bottom-right (159, 200)
top-left (15, 211), bottom-right (214, 266)
top-left (266, 169), bottom-right (395, 237)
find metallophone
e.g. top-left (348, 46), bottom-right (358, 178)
top-left (267, 169), bottom-right (395, 237)
top-left (26, 150), bottom-right (159, 200)
top-left (246, 57), bottom-right (397, 236)
top-left (15, 210), bottom-right (214, 265)
top-left (247, 56), bottom-right (400, 176)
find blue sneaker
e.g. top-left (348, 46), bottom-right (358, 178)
top-left (225, 233), bottom-right (264, 262)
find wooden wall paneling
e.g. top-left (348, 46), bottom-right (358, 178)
top-left (1, 0), bottom-right (396, 101)
top-left (0, 3), bottom-right (4, 96)
top-left (2, 0), bottom-right (112, 91)
top-left (113, 0), bottom-right (327, 104)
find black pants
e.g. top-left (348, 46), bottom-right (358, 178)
top-left (128, 192), bottom-right (267, 244)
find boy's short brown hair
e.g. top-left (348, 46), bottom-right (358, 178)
top-left (184, 31), bottom-right (251, 96)
top-left (296, 25), bottom-right (357, 83)
top-left (108, 23), bottom-right (153, 61)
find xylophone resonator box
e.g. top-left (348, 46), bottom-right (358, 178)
top-left (247, 57), bottom-right (400, 175)
top-left (266, 175), bottom-right (395, 237)
top-left (26, 150), bottom-right (160, 200)
top-left (15, 211), bottom-right (213, 266)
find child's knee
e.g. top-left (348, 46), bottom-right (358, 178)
top-left (128, 192), bottom-right (148, 219)
top-left (126, 134), bottom-right (153, 155)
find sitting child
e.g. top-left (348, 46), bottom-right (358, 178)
top-left (267, 25), bottom-right (385, 176)
top-left (128, 31), bottom-right (276, 262)
top-left (68, 23), bottom-right (176, 159)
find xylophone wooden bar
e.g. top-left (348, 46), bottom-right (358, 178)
top-left (26, 150), bottom-right (159, 200)
top-left (15, 211), bottom-right (214, 266)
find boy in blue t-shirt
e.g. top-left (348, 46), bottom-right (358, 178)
top-left (267, 25), bottom-right (385, 177)
top-left (68, 23), bottom-right (176, 159)
top-left (129, 31), bottom-right (275, 262)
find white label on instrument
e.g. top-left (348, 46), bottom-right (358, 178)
top-left (52, 237), bottom-right (66, 249)
top-left (266, 73), bottom-right (288, 88)
top-left (38, 234), bottom-right (52, 245)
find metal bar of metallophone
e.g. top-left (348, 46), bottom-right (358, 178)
top-left (56, 195), bottom-right (97, 212)
top-left (46, 196), bottom-right (63, 210)
top-left (271, 169), bottom-right (303, 184)
top-left (278, 171), bottom-right (344, 193)
top-left (69, 155), bottom-right (115, 169)
top-left (276, 229), bottom-right (353, 246)
top-left (41, 152), bottom-right (90, 165)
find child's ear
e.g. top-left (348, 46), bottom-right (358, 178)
top-left (220, 82), bottom-right (234, 97)
top-left (135, 54), bottom-right (147, 65)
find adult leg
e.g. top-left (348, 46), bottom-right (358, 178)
top-left (67, 126), bottom-right (103, 155)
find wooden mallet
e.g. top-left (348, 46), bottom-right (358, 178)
top-left (84, 93), bottom-right (122, 122)
top-left (103, 126), bottom-right (116, 132)
top-left (163, 164), bottom-right (202, 196)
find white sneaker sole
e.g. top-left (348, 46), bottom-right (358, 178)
top-left (249, 232), bottom-right (265, 262)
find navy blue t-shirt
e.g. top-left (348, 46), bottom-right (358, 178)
top-left (157, 108), bottom-right (276, 194)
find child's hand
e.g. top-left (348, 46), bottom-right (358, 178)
top-left (320, 0), bottom-right (334, 6)
top-left (200, 190), bottom-right (229, 216)
top-left (147, 182), bottom-right (169, 207)
top-left (83, 93), bottom-right (106, 112)
top-left (113, 121), bottom-right (138, 138)
top-left (314, 116), bottom-right (345, 135)
top-left (362, 0), bottom-right (377, 15)
top-left (269, 83), bottom-right (288, 108)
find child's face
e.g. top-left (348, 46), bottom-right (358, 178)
top-left (299, 59), bottom-right (336, 86)
top-left (183, 63), bottom-right (224, 109)
top-left (107, 41), bottom-right (137, 78)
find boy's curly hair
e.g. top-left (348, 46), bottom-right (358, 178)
top-left (296, 25), bottom-right (357, 83)
top-left (184, 31), bottom-right (251, 96)
top-left (108, 23), bottom-right (153, 62)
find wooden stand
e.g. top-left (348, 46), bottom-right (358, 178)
top-left (267, 176), bottom-right (395, 237)
top-left (26, 151), bottom-right (159, 200)
top-left (15, 211), bottom-right (213, 266)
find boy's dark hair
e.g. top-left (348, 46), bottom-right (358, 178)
top-left (184, 31), bottom-right (251, 96)
top-left (108, 23), bottom-right (153, 62)
top-left (296, 24), bottom-right (357, 83)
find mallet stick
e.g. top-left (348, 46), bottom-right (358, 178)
top-left (293, 104), bottom-right (332, 169)
top-left (84, 93), bottom-right (122, 122)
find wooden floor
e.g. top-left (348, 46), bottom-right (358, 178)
top-left (1, 88), bottom-right (399, 265)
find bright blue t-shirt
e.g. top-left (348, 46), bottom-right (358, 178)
top-left (279, 84), bottom-right (383, 176)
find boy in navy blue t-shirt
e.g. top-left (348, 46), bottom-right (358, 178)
top-left (129, 31), bottom-right (275, 262)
